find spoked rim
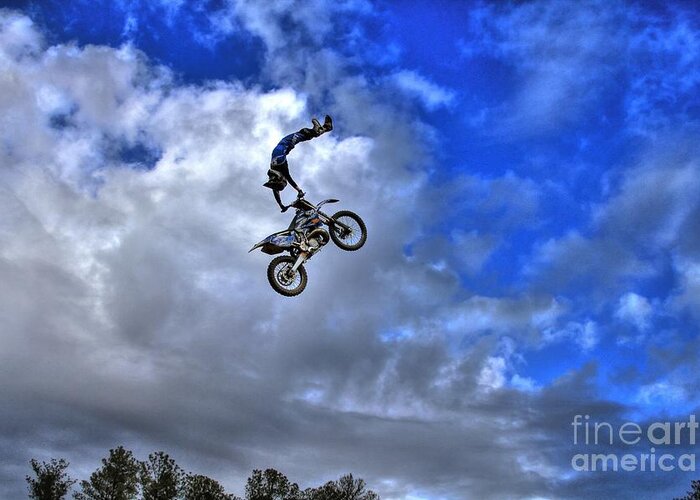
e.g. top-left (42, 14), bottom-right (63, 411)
top-left (333, 216), bottom-right (363, 246)
top-left (273, 261), bottom-right (302, 292)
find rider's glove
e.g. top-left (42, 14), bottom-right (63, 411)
top-left (280, 205), bottom-right (289, 213)
top-left (297, 190), bottom-right (305, 198)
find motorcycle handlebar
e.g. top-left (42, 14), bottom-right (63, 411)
top-left (291, 197), bottom-right (314, 210)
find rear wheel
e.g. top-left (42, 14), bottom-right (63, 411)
top-left (330, 210), bottom-right (367, 251)
top-left (267, 255), bottom-right (308, 296)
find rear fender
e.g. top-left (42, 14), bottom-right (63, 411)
top-left (249, 240), bottom-right (268, 253)
top-left (249, 231), bottom-right (295, 253)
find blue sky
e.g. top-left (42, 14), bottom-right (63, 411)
top-left (1, 1), bottom-right (700, 499)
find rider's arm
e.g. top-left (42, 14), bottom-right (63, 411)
top-left (282, 169), bottom-right (304, 196)
top-left (288, 176), bottom-right (303, 194)
top-left (273, 190), bottom-right (287, 212)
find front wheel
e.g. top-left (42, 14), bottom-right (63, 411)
top-left (267, 255), bottom-right (308, 296)
top-left (330, 210), bottom-right (367, 251)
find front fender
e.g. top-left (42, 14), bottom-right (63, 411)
top-left (317, 198), bottom-right (339, 209)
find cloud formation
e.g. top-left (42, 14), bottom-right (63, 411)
top-left (2, 2), bottom-right (700, 499)
top-left (0, 7), bottom-right (584, 499)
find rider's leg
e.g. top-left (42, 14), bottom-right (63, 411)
top-left (293, 117), bottom-right (328, 142)
top-left (273, 116), bottom-right (332, 155)
top-left (295, 125), bottom-right (321, 141)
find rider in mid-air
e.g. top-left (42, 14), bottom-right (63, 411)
top-left (264, 115), bottom-right (333, 212)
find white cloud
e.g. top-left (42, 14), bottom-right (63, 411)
top-left (510, 374), bottom-right (540, 392)
top-left (625, 11), bottom-right (700, 135)
top-left (542, 320), bottom-right (599, 351)
top-left (525, 138), bottom-right (700, 324)
top-left (615, 292), bottom-right (653, 331)
top-left (0, 10), bottom-right (41, 61)
top-left (524, 230), bottom-right (651, 291)
top-left (464, 0), bottom-right (700, 139)
top-left (225, 0), bottom-right (372, 52)
top-left (463, 0), bottom-right (629, 134)
top-left (392, 70), bottom-right (456, 111)
top-left (637, 381), bottom-right (685, 405)
top-left (478, 356), bottom-right (507, 390)
top-left (593, 156), bottom-right (700, 249)
top-left (670, 257), bottom-right (700, 319)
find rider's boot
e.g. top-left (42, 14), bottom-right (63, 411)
top-left (322, 115), bottom-right (333, 132)
top-left (298, 118), bottom-right (324, 139)
top-left (311, 117), bottom-right (323, 136)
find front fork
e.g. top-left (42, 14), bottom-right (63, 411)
top-left (290, 252), bottom-right (308, 273)
top-left (285, 210), bottom-right (348, 275)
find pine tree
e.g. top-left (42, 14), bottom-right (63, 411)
top-left (73, 446), bottom-right (140, 500)
top-left (26, 458), bottom-right (75, 500)
top-left (183, 474), bottom-right (236, 500)
top-left (676, 479), bottom-right (700, 500)
top-left (140, 452), bottom-right (185, 500)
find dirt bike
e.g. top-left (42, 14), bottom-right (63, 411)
top-left (249, 195), bottom-right (367, 296)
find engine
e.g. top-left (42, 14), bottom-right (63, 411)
top-left (305, 228), bottom-right (330, 252)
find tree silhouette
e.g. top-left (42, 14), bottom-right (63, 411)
top-left (73, 446), bottom-right (140, 500)
top-left (303, 474), bottom-right (378, 500)
top-left (245, 469), bottom-right (301, 500)
top-left (334, 474), bottom-right (378, 500)
top-left (676, 479), bottom-right (700, 500)
top-left (183, 474), bottom-right (236, 500)
top-left (140, 452), bottom-right (185, 500)
top-left (26, 448), bottom-right (380, 500)
top-left (26, 458), bottom-right (75, 500)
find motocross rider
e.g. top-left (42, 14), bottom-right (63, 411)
top-left (263, 115), bottom-right (333, 212)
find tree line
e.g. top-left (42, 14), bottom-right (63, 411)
top-left (25, 446), bottom-right (379, 500)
